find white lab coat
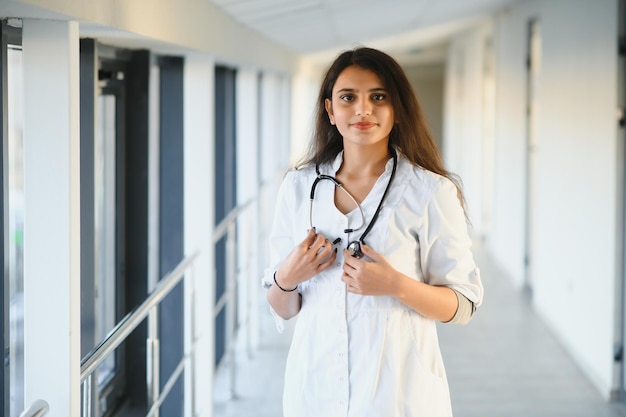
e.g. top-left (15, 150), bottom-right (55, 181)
top-left (263, 151), bottom-right (483, 417)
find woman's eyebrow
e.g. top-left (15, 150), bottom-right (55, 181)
top-left (336, 87), bottom-right (387, 93)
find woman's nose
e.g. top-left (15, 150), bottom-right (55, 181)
top-left (355, 98), bottom-right (372, 116)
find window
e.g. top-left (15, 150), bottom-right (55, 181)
top-left (80, 40), bottom-right (153, 416)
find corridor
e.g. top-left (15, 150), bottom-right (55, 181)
top-left (214, 242), bottom-right (626, 417)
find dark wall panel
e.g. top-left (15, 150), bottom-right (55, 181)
top-left (214, 65), bottom-right (237, 367)
top-left (158, 56), bottom-right (185, 417)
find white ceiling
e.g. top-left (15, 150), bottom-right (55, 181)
top-left (207, 0), bottom-right (519, 58)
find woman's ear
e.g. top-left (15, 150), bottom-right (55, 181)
top-left (324, 98), bottom-right (335, 125)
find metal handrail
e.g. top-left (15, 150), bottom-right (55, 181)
top-left (80, 253), bottom-right (198, 381)
top-left (213, 196), bottom-right (255, 242)
top-left (19, 399), bottom-right (49, 417)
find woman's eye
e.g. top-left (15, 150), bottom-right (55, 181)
top-left (339, 94), bottom-right (354, 102)
top-left (372, 93), bottom-right (386, 101)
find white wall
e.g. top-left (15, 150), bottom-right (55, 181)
top-left (486, 4), bottom-right (532, 286)
top-left (405, 63), bottom-right (445, 155)
top-left (446, 0), bottom-right (619, 398)
top-left (443, 22), bottom-right (494, 237)
top-left (530, 0), bottom-right (618, 398)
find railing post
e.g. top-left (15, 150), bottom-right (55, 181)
top-left (80, 374), bottom-right (92, 417)
top-left (226, 221), bottom-right (237, 399)
top-left (243, 204), bottom-right (254, 360)
top-left (147, 307), bottom-right (160, 417)
top-left (184, 264), bottom-right (195, 417)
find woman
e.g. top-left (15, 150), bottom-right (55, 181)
top-left (263, 47), bottom-right (483, 417)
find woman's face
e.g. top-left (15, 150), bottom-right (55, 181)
top-left (325, 65), bottom-right (395, 149)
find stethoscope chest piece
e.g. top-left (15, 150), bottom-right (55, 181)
top-left (347, 241), bottom-right (363, 258)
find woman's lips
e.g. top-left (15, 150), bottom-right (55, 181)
top-left (352, 122), bottom-right (377, 129)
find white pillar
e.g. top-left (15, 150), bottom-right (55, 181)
top-left (22, 19), bottom-right (81, 416)
top-left (183, 53), bottom-right (215, 417)
top-left (235, 69), bottom-right (260, 351)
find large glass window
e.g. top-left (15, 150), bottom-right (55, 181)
top-left (80, 41), bottom-right (155, 416)
top-left (91, 57), bottom-right (129, 417)
top-left (80, 40), bottom-right (130, 416)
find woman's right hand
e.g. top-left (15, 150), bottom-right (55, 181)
top-left (274, 228), bottom-right (338, 290)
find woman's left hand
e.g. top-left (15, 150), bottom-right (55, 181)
top-left (341, 244), bottom-right (400, 296)
top-left (342, 243), bottom-right (460, 321)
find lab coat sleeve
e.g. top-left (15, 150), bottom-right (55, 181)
top-left (261, 171), bottom-right (299, 332)
top-left (419, 178), bottom-right (484, 307)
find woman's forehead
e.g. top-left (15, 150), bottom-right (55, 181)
top-left (333, 66), bottom-right (385, 91)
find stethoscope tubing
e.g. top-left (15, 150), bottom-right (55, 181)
top-left (309, 148), bottom-right (398, 258)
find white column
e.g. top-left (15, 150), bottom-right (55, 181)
top-left (235, 69), bottom-right (260, 351)
top-left (22, 19), bottom-right (81, 416)
top-left (183, 53), bottom-right (215, 417)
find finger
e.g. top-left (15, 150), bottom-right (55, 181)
top-left (341, 265), bottom-right (358, 286)
top-left (360, 243), bottom-right (380, 261)
top-left (344, 279), bottom-right (361, 294)
top-left (311, 235), bottom-right (330, 254)
top-left (304, 232), bottom-right (327, 259)
top-left (316, 242), bottom-right (336, 264)
top-left (349, 284), bottom-right (363, 294)
top-left (317, 248), bottom-right (338, 270)
top-left (304, 227), bottom-right (317, 243)
top-left (342, 249), bottom-right (358, 269)
top-left (300, 228), bottom-right (318, 251)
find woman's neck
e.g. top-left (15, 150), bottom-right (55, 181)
top-left (338, 143), bottom-right (391, 178)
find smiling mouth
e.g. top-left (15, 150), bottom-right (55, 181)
top-left (352, 122), bottom-right (377, 129)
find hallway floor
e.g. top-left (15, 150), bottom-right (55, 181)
top-left (213, 244), bottom-right (626, 417)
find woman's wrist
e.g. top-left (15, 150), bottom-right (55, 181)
top-left (388, 270), bottom-right (409, 300)
top-left (273, 270), bottom-right (298, 292)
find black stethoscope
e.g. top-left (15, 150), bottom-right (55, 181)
top-left (309, 148), bottom-right (398, 258)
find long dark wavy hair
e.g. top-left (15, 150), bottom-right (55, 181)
top-left (299, 46), bottom-right (464, 204)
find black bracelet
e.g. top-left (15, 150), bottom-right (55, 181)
top-left (273, 271), bottom-right (298, 292)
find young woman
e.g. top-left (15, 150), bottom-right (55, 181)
top-left (263, 47), bottom-right (484, 417)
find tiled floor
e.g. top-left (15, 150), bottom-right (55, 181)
top-left (213, 244), bottom-right (626, 417)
